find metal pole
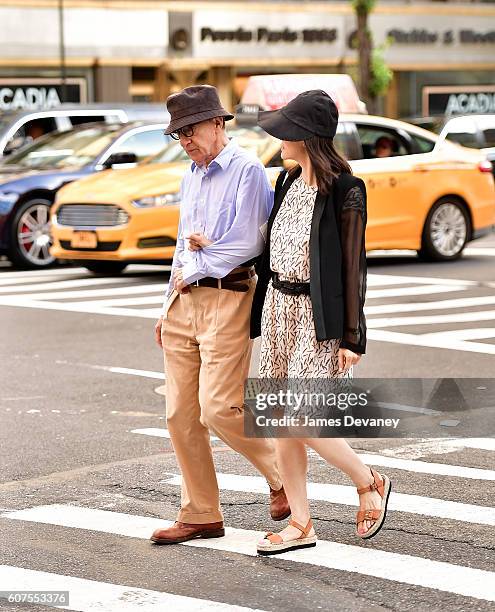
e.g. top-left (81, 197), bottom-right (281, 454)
top-left (58, 0), bottom-right (67, 102)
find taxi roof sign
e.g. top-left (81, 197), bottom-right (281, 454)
top-left (240, 74), bottom-right (367, 114)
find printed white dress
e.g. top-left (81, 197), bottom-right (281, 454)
top-left (259, 175), bottom-right (353, 380)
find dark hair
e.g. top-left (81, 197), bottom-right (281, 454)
top-left (291, 135), bottom-right (352, 195)
top-left (376, 135), bottom-right (398, 152)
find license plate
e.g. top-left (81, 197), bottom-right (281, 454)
top-left (71, 231), bottom-right (97, 248)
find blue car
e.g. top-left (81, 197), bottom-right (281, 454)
top-left (0, 121), bottom-right (169, 268)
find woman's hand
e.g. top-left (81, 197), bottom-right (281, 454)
top-left (338, 348), bottom-right (361, 374)
top-left (187, 232), bottom-right (213, 251)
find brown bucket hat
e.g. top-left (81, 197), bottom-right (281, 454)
top-left (164, 85), bottom-right (234, 135)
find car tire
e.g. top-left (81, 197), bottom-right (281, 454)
top-left (83, 261), bottom-right (128, 275)
top-left (417, 197), bottom-right (470, 262)
top-left (8, 197), bottom-right (56, 269)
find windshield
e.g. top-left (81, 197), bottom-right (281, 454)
top-left (1, 125), bottom-right (121, 169)
top-left (149, 126), bottom-right (276, 164)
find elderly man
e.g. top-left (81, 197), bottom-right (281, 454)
top-left (151, 85), bottom-right (289, 544)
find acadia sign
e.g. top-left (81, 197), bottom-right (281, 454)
top-left (0, 79), bottom-right (86, 112)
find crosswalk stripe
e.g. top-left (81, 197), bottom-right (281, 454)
top-left (366, 274), bottom-right (477, 287)
top-left (0, 565), bottom-right (259, 611)
top-left (162, 473), bottom-right (495, 526)
top-left (464, 247), bottom-right (495, 257)
top-left (368, 309), bottom-right (495, 328)
top-left (0, 267), bottom-right (90, 279)
top-left (131, 428), bottom-right (220, 442)
top-left (368, 247), bottom-right (495, 258)
top-left (453, 437), bottom-right (495, 451)
top-left (367, 285), bottom-right (468, 299)
top-left (366, 294), bottom-right (495, 315)
top-left (0, 275), bottom-right (62, 287)
top-left (0, 299), bottom-right (163, 318)
top-left (368, 329), bottom-right (495, 355)
top-left (0, 283), bottom-right (165, 301)
top-left (2, 505), bottom-right (494, 602)
top-left (71, 295), bottom-right (165, 307)
top-left (421, 328), bottom-right (495, 340)
top-left (341, 453), bottom-right (495, 481)
top-left (384, 437), bottom-right (495, 458)
top-left (0, 276), bottom-right (134, 294)
top-left (90, 365), bottom-right (165, 379)
top-left (129, 426), bottom-right (495, 480)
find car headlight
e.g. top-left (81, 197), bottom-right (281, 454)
top-left (131, 192), bottom-right (180, 208)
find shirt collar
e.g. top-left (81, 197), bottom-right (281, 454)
top-left (191, 138), bottom-right (237, 174)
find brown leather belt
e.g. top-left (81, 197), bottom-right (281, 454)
top-left (193, 268), bottom-right (255, 292)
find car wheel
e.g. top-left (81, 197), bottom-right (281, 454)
top-left (417, 197), bottom-right (470, 262)
top-left (83, 261), bottom-right (128, 275)
top-left (9, 198), bottom-right (55, 268)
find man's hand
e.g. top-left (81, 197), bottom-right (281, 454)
top-left (338, 348), bottom-right (361, 374)
top-left (187, 232), bottom-right (213, 251)
top-left (154, 315), bottom-right (164, 348)
top-left (173, 268), bottom-right (190, 294)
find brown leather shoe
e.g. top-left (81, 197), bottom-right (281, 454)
top-left (270, 486), bottom-right (291, 521)
top-left (150, 521), bottom-right (225, 544)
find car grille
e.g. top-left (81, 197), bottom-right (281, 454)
top-left (57, 204), bottom-right (129, 227)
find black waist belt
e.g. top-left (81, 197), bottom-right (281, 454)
top-left (272, 272), bottom-right (310, 295)
top-left (194, 268), bottom-right (255, 292)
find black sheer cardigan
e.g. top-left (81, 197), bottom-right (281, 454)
top-left (250, 167), bottom-right (367, 355)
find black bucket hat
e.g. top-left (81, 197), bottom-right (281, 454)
top-left (258, 89), bottom-right (339, 141)
top-left (165, 85), bottom-right (234, 135)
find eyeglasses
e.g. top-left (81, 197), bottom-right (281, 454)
top-left (169, 124), bottom-right (197, 140)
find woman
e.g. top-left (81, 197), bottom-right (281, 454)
top-left (250, 90), bottom-right (392, 555)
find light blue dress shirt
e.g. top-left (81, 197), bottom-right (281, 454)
top-left (162, 138), bottom-right (274, 312)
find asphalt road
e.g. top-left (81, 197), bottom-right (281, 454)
top-left (0, 237), bottom-right (494, 612)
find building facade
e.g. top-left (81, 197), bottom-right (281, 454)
top-left (1, 0), bottom-right (494, 119)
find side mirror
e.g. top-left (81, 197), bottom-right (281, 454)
top-left (103, 151), bottom-right (138, 168)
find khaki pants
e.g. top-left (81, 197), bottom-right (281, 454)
top-left (161, 277), bottom-right (282, 524)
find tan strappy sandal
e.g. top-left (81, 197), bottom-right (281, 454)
top-left (356, 467), bottom-right (392, 540)
top-left (257, 519), bottom-right (317, 556)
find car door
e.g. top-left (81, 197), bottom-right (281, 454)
top-left (349, 122), bottom-right (429, 250)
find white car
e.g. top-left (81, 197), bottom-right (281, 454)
top-left (412, 114), bottom-right (495, 178)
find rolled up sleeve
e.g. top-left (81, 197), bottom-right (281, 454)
top-left (181, 163), bottom-right (272, 284)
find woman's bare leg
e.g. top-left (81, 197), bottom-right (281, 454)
top-left (261, 437), bottom-right (315, 541)
top-left (304, 437), bottom-right (382, 535)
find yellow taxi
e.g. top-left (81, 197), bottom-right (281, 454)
top-left (51, 115), bottom-right (495, 274)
